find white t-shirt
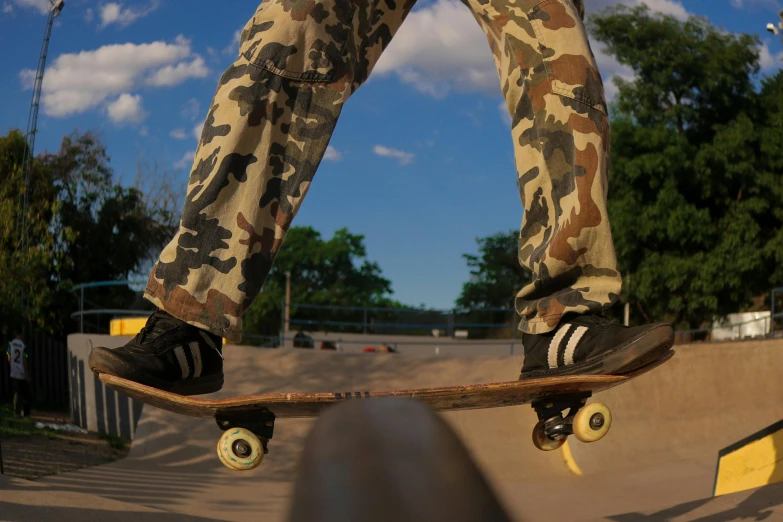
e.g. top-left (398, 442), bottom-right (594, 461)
top-left (7, 339), bottom-right (27, 380)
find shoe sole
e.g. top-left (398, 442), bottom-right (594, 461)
top-left (88, 347), bottom-right (224, 396)
top-left (518, 323), bottom-right (674, 380)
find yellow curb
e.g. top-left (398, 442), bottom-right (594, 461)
top-left (561, 441), bottom-right (583, 476)
top-left (109, 317), bottom-right (148, 336)
top-left (713, 419), bottom-right (783, 496)
top-left (109, 317), bottom-right (227, 344)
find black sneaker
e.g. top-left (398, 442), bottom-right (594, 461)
top-left (89, 310), bottom-right (224, 395)
top-left (518, 314), bottom-right (674, 380)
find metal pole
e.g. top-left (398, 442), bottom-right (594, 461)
top-left (284, 271), bottom-right (291, 335)
top-left (363, 307), bottom-right (367, 334)
top-left (771, 288), bottom-right (776, 339)
top-left (80, 286), bottom-right (84, 333)
top-left (280, 298), bottom-right (286, 347)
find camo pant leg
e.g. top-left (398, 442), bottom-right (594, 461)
top-left (462, 0), bottom-right (622, 334)
top-left (144, 0), bottom-right (416, 342)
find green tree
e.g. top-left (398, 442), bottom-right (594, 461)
top-left (46, 132), bottom-right (176, 285)
top-left (456, 230), bottom-right (529, 310)
top-left (589, 5), bottom-right (783, 329)
top-left (243, 226), bottom-right (401, 338)
top-left (43, 131), bottom-right (179, 334)
top-left (453, 230), bottom-right (530, 339)
top-left (0, 131), bottom-right (68, 334)
top-left (1, 129), bottom-right (180, 335)
top-left (757, 73), bottom-right (783, 290)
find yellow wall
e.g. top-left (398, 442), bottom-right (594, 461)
top-left (109, 317), bottom-right (227, 344)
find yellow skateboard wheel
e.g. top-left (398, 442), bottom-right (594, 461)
top-left (217, 428), bottom-right (263, 471)
top-left (572, 402), bottom-right (612, 443)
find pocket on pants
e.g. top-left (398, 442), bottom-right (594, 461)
top-left (528, 0), bottom-right (607, 115)
top-left (239, 0), bottom-right (355, 82)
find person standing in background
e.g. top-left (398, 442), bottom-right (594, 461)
top-left (7, 330), bottom-right (31, 417)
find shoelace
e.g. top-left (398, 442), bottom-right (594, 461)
top-left (137, 311), bottom-right (178, 343)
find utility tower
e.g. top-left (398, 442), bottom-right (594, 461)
top-left (18, 0), bottom-right (65, 245)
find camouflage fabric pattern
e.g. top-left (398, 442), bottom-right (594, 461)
top-left (145, 0), bottom-right (621, 342)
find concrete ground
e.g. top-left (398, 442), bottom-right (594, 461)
top-left (2, 338), bottom-right (783, 521)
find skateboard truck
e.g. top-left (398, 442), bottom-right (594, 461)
top-left (214, 409), bottom-right (276, 471)
top-left (530, 392), bottom-right (612, 451)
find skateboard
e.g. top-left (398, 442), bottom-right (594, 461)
top-left (100, 349), bottom-right (673, 471)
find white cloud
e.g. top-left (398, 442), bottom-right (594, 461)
top-left (170, 128), bottom-right (187, 140)
top-left (139, 126), bottom-right (148, 136)
top-left (592, 42), bottom-right (636, 104)
top-left (374, 145), bottom-right (414, 165)
top-left (323, 146), bottom-right (342, 161)
top-left (11, 0), bottom-right (49, 14)
top-left (730, 0), bottom-right (781, 9)
top-left (174, 150), bottom-right (196, 170)
top-left (636, 0), bottom-right (688, 19)
top-left (3, 2), bottom-right (13, 14)
top-left (181, 98), bottom-right (201, 121)
top-left (759, 41), bottom-right (783, 70)
top-left (584, 0), bottom-right (690, 106)
top-left (586, 0), bottom-right (688, 20)
top-left (106, 93), bottom-right (147, 124)
top-left (374, 0), bottom-right (497, 98)
top-left (99, 1), bottom-right (159, 28)
top-left (224, 29), bottom-right (242, 56)
top-left (21, 36), bottom-right (208, 118)
top-left (146, 57), bottom-right (209, 86)
top-left (84, 8), bottom-right (94, 23)
top-left (498, 101), bottom-right (512, 127)
top-left (193, 121), bottom-right (204, 141)
top-left (373, 0), bottom-right (689, 100)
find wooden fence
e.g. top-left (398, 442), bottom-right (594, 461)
top-left (0, 328), bottom-right (69, 410)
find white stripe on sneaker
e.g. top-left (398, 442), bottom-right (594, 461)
top-left (200, 330), bottom-right (223, 359)
top-left (564, 326), bottom-right (588, 366)
top-left (190, 342), bottom-right (202, 378)
top-left (174, 346), bottom-right (189, 379)
top-left (548, 325), bottom-right (572, 369)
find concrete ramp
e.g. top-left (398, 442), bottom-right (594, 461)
top-left (31, 338), bottom-right (783, 521)
top-left (40, 347), bottom-right (566, 521)
top-left (0, 474), bottom-right (215, 521)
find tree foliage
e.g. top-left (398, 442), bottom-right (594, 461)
top-left (456, 230), bottom-right (530, 310)
top-left (0, 131), bottom-right (68, 334)
top-left (0, 130), bottom-right (179, 335)
top-left (589, 5), bottom-right (783, 328)
top-left (243, 226), bottom-right (401, 337)
top-left (455, 7), bottom-right (783, 332)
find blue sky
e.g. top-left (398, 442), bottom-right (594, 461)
top-left (1, 0), bottom-right (782, 310)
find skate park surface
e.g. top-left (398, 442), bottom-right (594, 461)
top-left (3, 337), bottom-right (783, 521)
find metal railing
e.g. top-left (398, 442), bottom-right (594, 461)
top-left (284, 302), bottom-right (519, 337)
top-left (242, 333), bottom-right (523, 355)
top-left (71, 280), bottom-right (150, 333)
top-left (70, 280), bottom-right (783, 342)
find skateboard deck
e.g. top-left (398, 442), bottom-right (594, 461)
top-left (100, 349), bottom-right (674, 471)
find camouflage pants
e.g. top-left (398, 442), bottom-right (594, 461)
top-left (144, 0), bottom-right (622, 342)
